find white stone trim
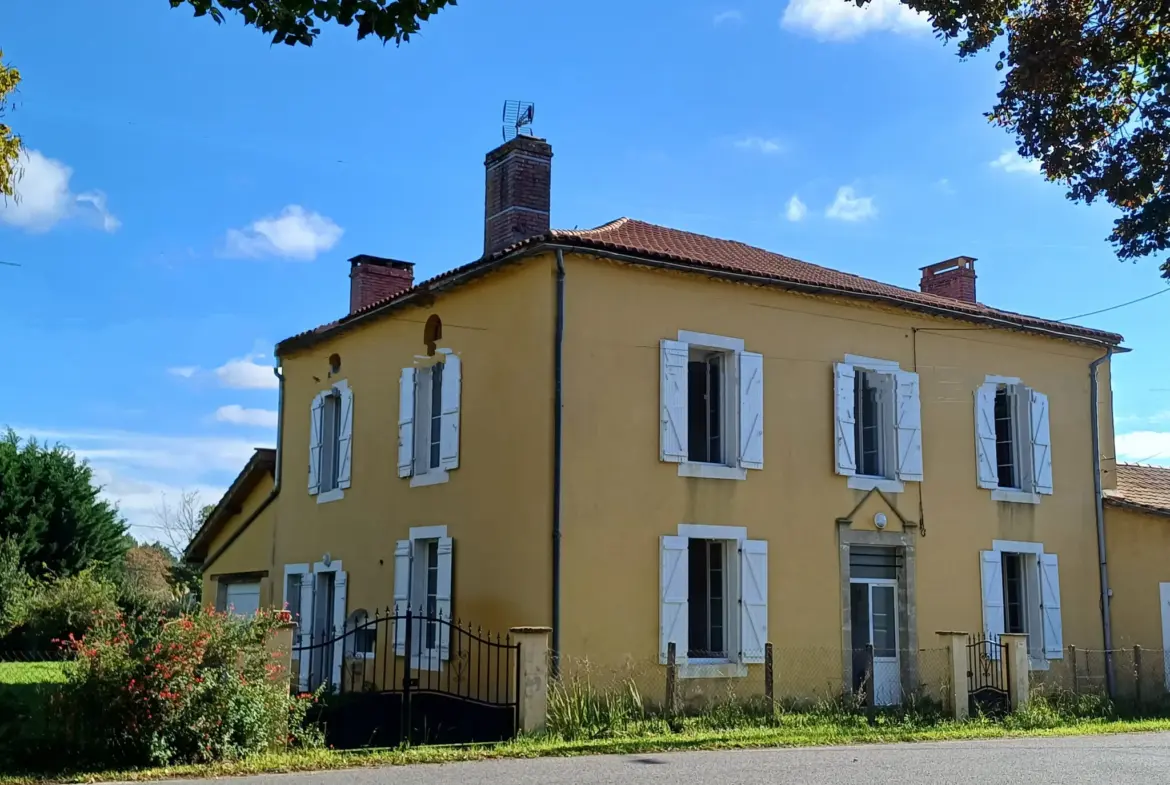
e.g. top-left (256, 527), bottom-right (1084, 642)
top-left (409, 525), bottom-right (449, 540)
top-left (679, 661), bottom-right (748, 679)
top-left (678, 330), bottom-right (745, 353)
top-left (844, 354), bottom-right (900, 370)
top-left (992, 489), bottom-right (1041, 505)
top-left (410, 469), bottom-right (450, 488)
top-left (847, 476), bottom-right (906, 493)
top-left (316, 488), bottom-right (344, 504)
top-left (679, 463), bottom-right (748, 481)
top-left (991, 539), bottom-right (1045, 556)
top-left (677, 523), bottom-right (748, 542)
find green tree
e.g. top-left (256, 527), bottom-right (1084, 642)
top-left (0, 50), bottom-right (20, 199)
top-left (0, 429), bottom-right (129, 578)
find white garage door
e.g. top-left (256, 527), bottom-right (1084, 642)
top-left (224, 581), bottom-right (261, 618)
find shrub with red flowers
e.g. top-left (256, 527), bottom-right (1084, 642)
top-left (35, 606), bottom-right (323, 769)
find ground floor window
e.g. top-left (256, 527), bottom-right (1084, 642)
top-left (980, 544), bottom-right (1062, 666)
top-left (687, 538), bottom-right (728, 659)
top-left (214, 574), bottom-right (264, 618)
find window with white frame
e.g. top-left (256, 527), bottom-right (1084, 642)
top-left (833, 357), bottom-right (922, 488)
top-left (660, 527), bottom-right (767, 676)
top-left (980, 543), bottom-right (1062, 667)
top-left (660, 332), bottom-right (763, 479)
top-left (282, 561), bottom-right (348, 690)
top-left (309, 380), bottom-right (353, 500)
top-left (398, 354), bottom-right (462, 486)
top-left (975, 377), bottom-right (1052, 499)
top-left (345, 609), bottom-right (377, 659)
top-left (393, 528), bottom-right (454, 665)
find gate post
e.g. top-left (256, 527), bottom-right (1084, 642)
top-left (510, 626), bottom-right (552, 735)
top-left (267, 611), bottom-right (297, 693)
top-left (1000, 633), bottom-right (1031, 710)
top-left (936, 631), bottom-right (969, 721)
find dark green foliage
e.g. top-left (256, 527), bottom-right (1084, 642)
top-left (169, 0), bottom-right (456, 46)
top-left (0, 429), bottom-right (129, 578)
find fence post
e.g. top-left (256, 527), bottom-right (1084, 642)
top-left (509, 626), bottom-right (551, 735)
top-left (665, 641), bottom-right (679, 719)
top-left (1069, 645), bottom-right (1078, 695)
top-left (1134, 645), bottom-right (1143, 708)
top-left (864, 643), bottom-right (875, 716)
top-left (936, 631), bottom-right (968, 721)
top-left (999, 633), bottom-right (1030, 710)
top-left (764, 642), bottom-right (775, 718)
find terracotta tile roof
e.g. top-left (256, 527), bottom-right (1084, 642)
top-left (276, 218), bottom-right (1123, 353)
top-left (1106, 463), bottom-right (1170, 516)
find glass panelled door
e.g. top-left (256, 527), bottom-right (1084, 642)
top-left (850, 579), bottom-right (901, 706)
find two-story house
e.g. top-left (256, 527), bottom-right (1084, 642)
top-left (187, 132), bottom-right (1166, 706)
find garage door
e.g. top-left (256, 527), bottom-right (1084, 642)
top-left (224, 582), bottom-right (261, 618)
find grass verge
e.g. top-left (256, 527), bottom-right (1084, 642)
top-left (3, 716), bottom-right (1169, 784)
top-left (0, 662), bottom-right (67, 686)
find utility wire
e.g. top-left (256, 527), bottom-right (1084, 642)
top-left (1058, 286), bottom-right (1170, 321)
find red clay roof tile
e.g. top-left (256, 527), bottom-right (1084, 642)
top-left (1106, 464), bottom-right (1170, 516)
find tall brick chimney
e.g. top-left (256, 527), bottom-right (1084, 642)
top-left (349, 255), bottom-right (414, 313)
top-left (919, 256), bottom-right (977, 303)
top-left (483, 134), bottom-right (553, 257)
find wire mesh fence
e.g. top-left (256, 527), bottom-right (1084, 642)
top-left (1036, 645), bottom-right (1170, 713)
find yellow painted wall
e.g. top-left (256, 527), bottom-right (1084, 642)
top-left (556, 253), bottom-right (1115, 675)
top-left (202, 473), bottom-right (276, 607)
top-left (1105, 505), bottom-right (1170, 649)
top-left (272, 258), bottom-right (555, 637)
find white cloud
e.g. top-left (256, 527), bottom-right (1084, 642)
top-left (168, 366), bottom-right (198, 379)
top-left (215, 353), bottom-right (278, 390)
top-left (785, 195), bottom-right (808, 222)
top-left (1116, 431), bottom-right (1170, 464)
top-left (936, 178), bottom-right (956, 195)
top-left (224, 205), bottom-right (343, 261)
top-left (0, 149), bottom-right (121, 233)
top-left (825, 186), bottom-right (877, 222)
top-left (734, 136), bottom-right (784, 155)
top-left (990, 150), bottom-right (1043, 175)
top-left (215, 405), bottom-right (278, 428)
top-left (714, 9), bottom-right (744, 24)
top-left (781, 0), bottom-right (929, 40)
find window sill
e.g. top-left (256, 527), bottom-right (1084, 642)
top-left (410, 469), bottom-right (450, 488)
top-left (847, 476), bottom-right (905, 493)
top-left (678, 463), bottom-right (748, 481)
top-left (316, 489), bottom-right (344, 505)
top-left (991, 489), bottom-right (1040, 505)
top-left (679, 660), bottom-right (748, 679)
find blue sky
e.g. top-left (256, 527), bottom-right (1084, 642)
top-left (2, 0), bottom-right (1168, 540)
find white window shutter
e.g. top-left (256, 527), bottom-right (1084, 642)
top-left (893, 370), bottom-right (923, 482)
top-left (738, 351), bottom-right (764, 471)
top-left (337, 385), bottom-right (354, 489)
top-left (980, 550), bottom-right (1005, 658)
top-left (436, 537), bottom-right (454, 660)
top-left (393, 539), bottom-right (412, 655)
top-left (974, 383), bottom-right (999, 489)
top-left (308, 393), bottom-right (325, 494)
top-left (660, 535), bottom-right (689, 664)
top-left (331, 571), bottom-right (347, 687)
top-left (1030, 389), bottom-right (1053, 495)
top-left (398, 368), bottom-right (416, 478)
top-left (1040, 552), bottom-right (1063, 658)
top-left (297, 573), bottom-right (315, 691)
top-left (439, 355), bottom-right (462, 471)
top-left (833, 362), bottom-right (857, 476)
top-left (739, 539), bottom-right (768, 664)
top-left (660, 340), bottom-right (689, 463)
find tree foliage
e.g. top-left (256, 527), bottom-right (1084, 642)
top-left (169, 0), bottom-right (455, 46)
top-left (880, 0), bottom-right (1170, 277)
top-left (0, 429), bottom-right (129, 578)
top-left (0, 50), bottom-right (21, 199)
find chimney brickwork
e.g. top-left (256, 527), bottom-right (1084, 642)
top-left (349, 255), bottom-right (415, 314)
top-left (483, 135), bottom-right (553, 257)
top-left (919, 256), bottom-right (977, 303)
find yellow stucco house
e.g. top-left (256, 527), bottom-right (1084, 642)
top-left (187, 133), bottom-right (1169, 706)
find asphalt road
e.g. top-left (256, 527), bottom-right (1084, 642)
top-left (148, 733), bottom-right (1170, 785)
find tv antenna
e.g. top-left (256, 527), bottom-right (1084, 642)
top-left (501, 100), bottom-right (535, 141)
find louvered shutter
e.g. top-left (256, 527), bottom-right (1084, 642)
top-left (974, 383), bottom-right (999, 489)
top-left (337, 385), bottom-right (354, 489)
top-left (738, 351), bottom-right (764, 470)
top-left (297, 573), bottom-right (315, 691)
top-left (661, 340), bottom-right (689, 463)
top-left (309, 393), bottom-right (325, 494)
top-left (894, 370), bottom-right (923, 482)
top-left (739, 539), bottom-right (768, 664)
top-left (1030, 390), bottom-right (1053, 495)
top-left (660, 535), bottom-right (689, 664)
top-left (833, 363), bottom-right (857, 476)
top-left (1040, 553), bottom-right (1063, 658)
top-left (393, 540), bottom-right (411, 655)
top-left (439, 355), bottom-right (462, 471)
top-left (436, 537), bottom-right (453, 660)
top-left (331, 571), bottom-right (348, 687)
top-left (980, 550), bottom-right (1005, 658)
top-left (398, 368), bottom-right (416, 478)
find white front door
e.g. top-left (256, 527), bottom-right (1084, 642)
top-left (1160, 583), bottom-right (1170, 692)
top-left (850, 579), bottom-right (902, 706)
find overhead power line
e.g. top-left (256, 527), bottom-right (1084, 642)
top-left (1059, 286), bottom-right (1170, 321)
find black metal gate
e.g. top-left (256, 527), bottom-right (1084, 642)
top-left (967, 635), bottom-right (1010, 717)
top-left (292, 608), bottom-right (519, 748)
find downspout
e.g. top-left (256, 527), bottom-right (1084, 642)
top-left (552, 250), bottom-right (565, 678)
top-left (1090, 345), bottom-right (1118, 698)
top-left (272, 363), bottom-right (284, 493)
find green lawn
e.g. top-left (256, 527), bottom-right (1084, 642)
top-left (0, 661), bottom-right (67, 687)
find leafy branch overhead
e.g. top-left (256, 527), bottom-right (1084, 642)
top-left (169, 0), bottom-right (456, 46)
top-left (0, 51), bottom-right (21, 199)
top-left (873, 0), bottom-right (1170, 278)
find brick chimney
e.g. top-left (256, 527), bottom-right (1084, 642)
top-left (919, 256), bottom-right (977, 303)
top-left (349, 255), bottom-right (414, 313)
top-left (484, 134), bottom-right (553, 257)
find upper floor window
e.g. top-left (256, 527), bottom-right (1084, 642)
top-left (975, 377), bottom-right (1052, 500)
top-left (833, 357), bottom-right (922, 490)
top-left (309, 379), bottom-right (353, 502)
top-left (660, 331), bottom-right (764, 480)
top-left (398, 353), bottom-right (462, 487)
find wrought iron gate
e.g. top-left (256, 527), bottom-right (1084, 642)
top-left (967, 635), bottom-right (1010, 717)
top-left (292, 608), bottom-right (519, 748)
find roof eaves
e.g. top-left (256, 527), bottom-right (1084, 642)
top-left (183, 448), bottom-right (276, 562)
top-left (1103, 495), bottom-right (1170, 518)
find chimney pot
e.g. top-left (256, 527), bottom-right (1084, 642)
top-left (349, 255), bottom-right (415, 314)
top-left (919, 256), bottom-right (977, 303)
top-left (483, 134), bottom-right (553, 257)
